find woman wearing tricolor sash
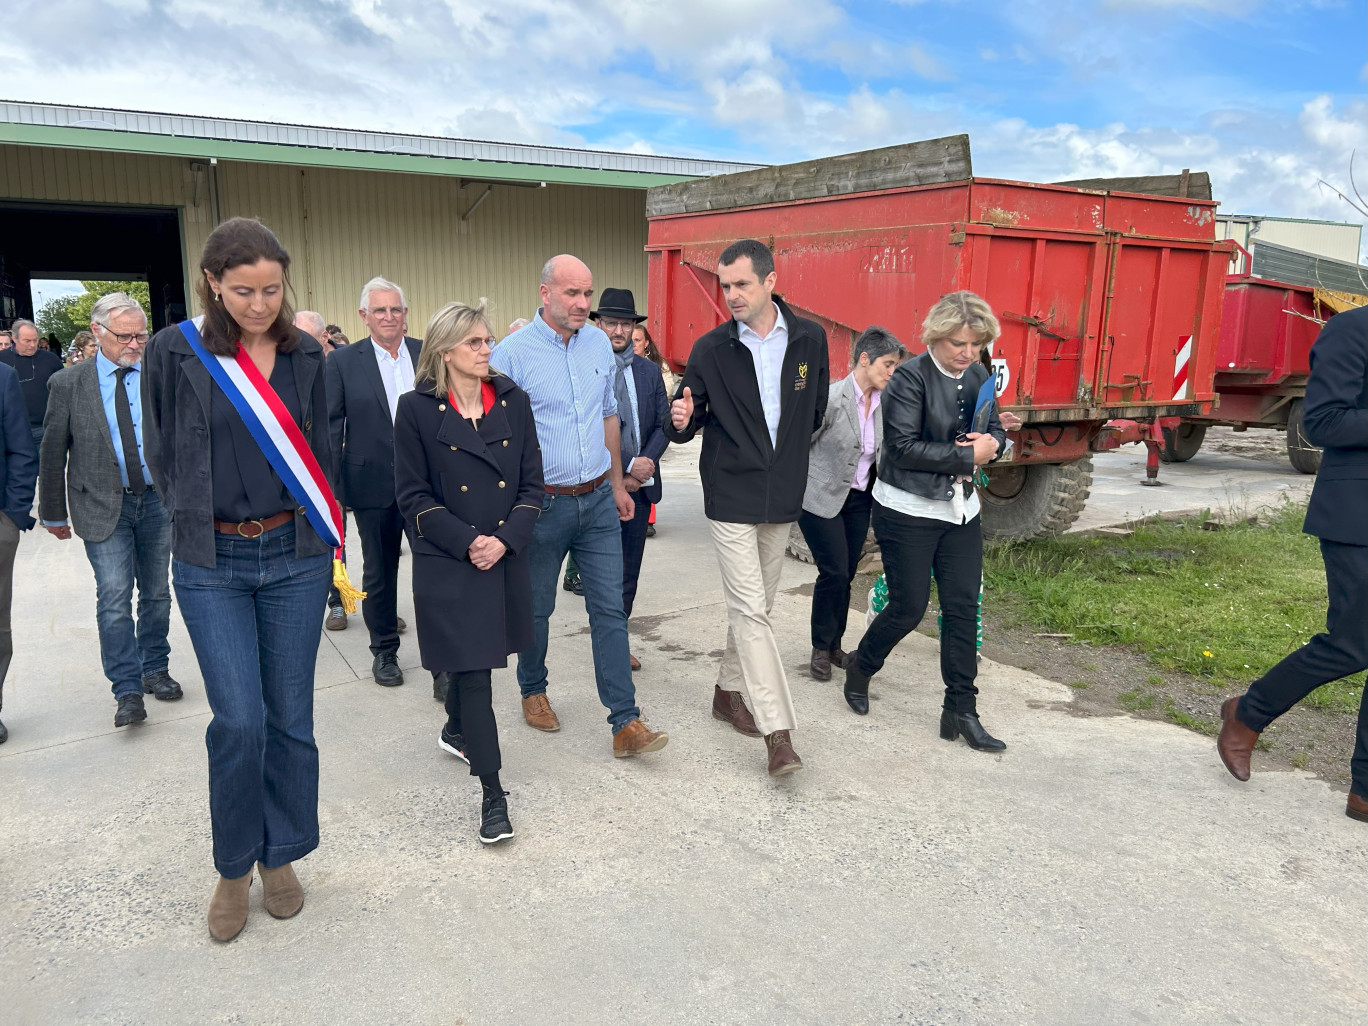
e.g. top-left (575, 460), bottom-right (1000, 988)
top-left (142, 217), bottom-right (339, 943)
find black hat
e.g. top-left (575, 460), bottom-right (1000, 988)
top-left (592, 287), bottom-right (646, 323)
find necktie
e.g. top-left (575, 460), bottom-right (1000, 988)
top-left (613, 352), bottom-right (638, 471)
top-left (113, 367), bottom-right (147, 494)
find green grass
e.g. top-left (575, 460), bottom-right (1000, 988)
top-left (984, 498), bottom-right (1366, 715)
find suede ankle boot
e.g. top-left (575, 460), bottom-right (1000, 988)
top-left (257, 861), bottom-right (305, 919)
top-left (207, 870), bottom-right (253, 942)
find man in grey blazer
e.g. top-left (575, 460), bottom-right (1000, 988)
top-left (39, 293), bottom-right (179, 729)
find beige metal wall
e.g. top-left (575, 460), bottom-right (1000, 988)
top-left (0, 143), bottom-right (650, 336)
top-left (1216, 215), bottom-right (1363, 272)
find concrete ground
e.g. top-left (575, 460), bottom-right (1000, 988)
top-left (1, 440), bottom-right (1361, 1025)
top-left (1072, 426), bottom-right (1315, 533)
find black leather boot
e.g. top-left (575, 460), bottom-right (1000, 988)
top-left (939, 709), bottom-right (1006, 751)
top-left (843, 660), bottom-right (870, 716)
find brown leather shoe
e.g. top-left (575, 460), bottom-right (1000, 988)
top-left (324, 606), bottom-right (347, 631)
top-left (257, 862), bottom-right (304, 919)
top-left (830, 647), bottom-right (848, 668)
top-left (629, 654), bottom-right (641, 671)
top-left (1348, 792), bottom-right (1368, 823)
top-left (1218, 696), bottom-right (1259, 782)
top-left (207, 870), bottom-right (253, 942)
top-left (521, 693), bottom-right (561, 732)
top-left (809, 648), bottom-right (832, 681)
top-left (613, 718), bottom-right (669, 757)
top-left (765, 730), bottom-right (803, 776)
top-left (712, 685), bottom-right (762, 737)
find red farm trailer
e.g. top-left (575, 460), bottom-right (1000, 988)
top-left (1160, 249), bottom-right (1366, 474)
top-left (645, 137), bottom-right (1234, 540)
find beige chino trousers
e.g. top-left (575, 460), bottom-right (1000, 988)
top-left (709, 520), bottom-right (797, 735)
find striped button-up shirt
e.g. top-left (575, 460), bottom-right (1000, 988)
top-left (490, 311), bottom-right (616, 486)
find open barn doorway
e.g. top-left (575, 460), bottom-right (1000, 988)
top-left (0, 202), bottom-right (187, 335)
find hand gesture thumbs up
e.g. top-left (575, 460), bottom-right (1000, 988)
top-left (671, 386), bottom-right (694, 430)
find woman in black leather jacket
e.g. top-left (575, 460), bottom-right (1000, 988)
top-left (844, 291), bottom-right (1009, 751)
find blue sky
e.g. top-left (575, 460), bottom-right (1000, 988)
top-left (4, 0), bottom-right (1366, 236)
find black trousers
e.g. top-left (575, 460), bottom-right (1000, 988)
top-left (327, 509), bottom-right (350, 610)
top-left (854, 502), bottom-right (982, 714)
top-left (620, 493), bottom-right (651, 619)
top-left (799, 487), bottom-right (873, 651)
top-left (1240, 539), bottom-right (1368, 795)
top-left (443, 669), bottom-right (501, 776)
top-left (352, 503), bottom-right (404, 656)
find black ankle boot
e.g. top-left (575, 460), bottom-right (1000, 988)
top-left (843, 661), bottom-right (870, 716)
top-left (939, 709), bottom-right (1006, 751)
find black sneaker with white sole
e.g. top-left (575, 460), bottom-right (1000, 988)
top-left (479, 790), bottom-right (514, 845)
top-left (438, 726), bottom-right (469, 765)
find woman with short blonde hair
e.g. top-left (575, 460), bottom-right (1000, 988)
top-left (844, 291), bottom-right (1009, 751)
top-left (395, 299), bottom-right (544, 844)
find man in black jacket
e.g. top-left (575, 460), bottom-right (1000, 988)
top-left (598, 288), bottom-right (669, 671)
top-left (1217, 304), bottom-right (1368, 821)
top-left (665, 239), bottom-right (829, 777)
top-left (325, 276), bottom-right (422, 689)
top-left (0, 361), bottom-right (37, 743)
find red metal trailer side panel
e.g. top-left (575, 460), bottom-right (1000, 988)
top-left (646, 174), bottom-right (1228, 426)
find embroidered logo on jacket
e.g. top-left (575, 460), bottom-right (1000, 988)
top-left (794, 362), bottom-right (808, 391)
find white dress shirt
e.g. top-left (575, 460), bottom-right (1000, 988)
top-left (872, 353), bottom-right (981, 525)
top-left (737, 303), bottom-right (788, 448)
top-left (373, 340), bottom-right (415, 421)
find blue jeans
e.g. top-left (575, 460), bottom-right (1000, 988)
top-left (520, 482), bottom-right (640, 732)
top-left (172, 523), bottom-right (331, 879)
top-left (83, 490), bottom-right (172, 699)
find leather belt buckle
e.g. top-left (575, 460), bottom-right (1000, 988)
top-left (236, 519), bottom-right (266, 539)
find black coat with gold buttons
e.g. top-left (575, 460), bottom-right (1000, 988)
top-left (394, 373), bottom-right (543, 672)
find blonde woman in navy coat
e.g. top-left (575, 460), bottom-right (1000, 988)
top-left (394, 300), bottom-right (543, 845)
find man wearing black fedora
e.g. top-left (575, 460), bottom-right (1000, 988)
top-left (596, 288), bottom-right (670, 671)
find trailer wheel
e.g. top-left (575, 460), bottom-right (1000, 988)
top-left (1286, 398), bottom-right (1321, 475)
top-left (980, 457), bottom-right (1094, 541)
top-left (1159, 422), bottom-right (1207, 463)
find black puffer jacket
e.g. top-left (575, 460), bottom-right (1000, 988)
top-left (878, 352), bottom-right (1005, 502)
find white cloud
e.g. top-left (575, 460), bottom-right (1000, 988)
top-left (2, 0), bottom-right (1363, 251)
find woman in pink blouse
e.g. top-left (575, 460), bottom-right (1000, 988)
top-left (797, 326), bottom-right (907, 681)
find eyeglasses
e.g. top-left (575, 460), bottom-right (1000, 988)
top-left (368, 306), bottom-right (405, 317)
top-left (98, 327), bottom-right (150, 345)
top-left (458, 337), bottom-right (496, 351)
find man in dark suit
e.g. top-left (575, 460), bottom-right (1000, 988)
top-left (326, 277), bottom-right (423, 689)
top-left (597, 289), bottom-right (669, 671)
top-left (1218, 304), bottom-right (1368, 821)
top-left (0, 359), bottom-right (38, 744)
top-left (39, 292), bottom-right (180, 729)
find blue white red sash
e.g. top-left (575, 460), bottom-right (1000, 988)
top-left (177, 317), bottom-right (343, 549)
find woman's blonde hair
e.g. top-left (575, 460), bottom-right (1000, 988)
top-left (416, 299), bottom-right (493, 396)
top-left (922, 290), bottom-right (1000, 349)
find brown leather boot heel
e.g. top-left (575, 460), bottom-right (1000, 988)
top-left (207, 871), bottom-right (253, 942)
top-left (257, 861), bottom-right (304, 919)
top-left (712, 685), bottom-right (762, 737)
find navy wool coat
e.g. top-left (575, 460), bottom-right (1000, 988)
top-left (394, 374), bottom-right (543, 673)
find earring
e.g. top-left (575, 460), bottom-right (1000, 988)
top-left (213, 292), bottom-right (221, 303)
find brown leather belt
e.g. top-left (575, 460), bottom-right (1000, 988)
top-left (544, 472), bottom-right (608, 497)
top-left (214, 510), bottom-right (295, 538)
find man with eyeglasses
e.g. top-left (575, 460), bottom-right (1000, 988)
top-left (38, 292), bottom-right (180, 729)
top-left (326, 277), bottom-right (436, 693)
top-left (597, 288), bottom-right (669, 672)
top-left (0, 319), bottom-right (65, 451)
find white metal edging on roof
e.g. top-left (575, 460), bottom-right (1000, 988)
top-left (0, 100), bottom-right (761, 178)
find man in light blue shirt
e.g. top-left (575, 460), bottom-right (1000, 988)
top-left (38, 293), bottom-right (178, 729)
top-left (490, 255), bottom-right (669, 758)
